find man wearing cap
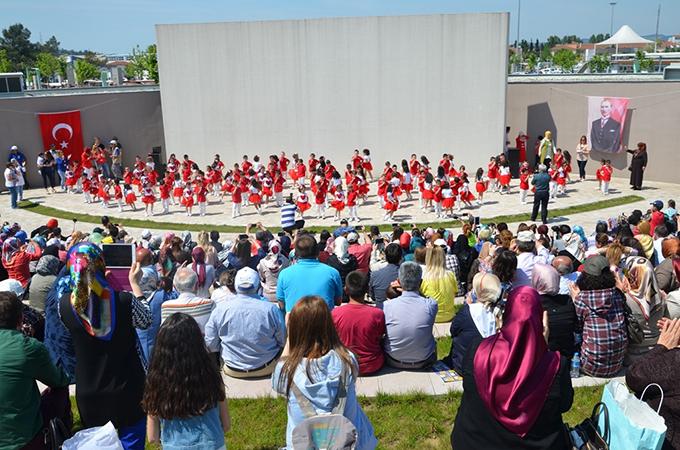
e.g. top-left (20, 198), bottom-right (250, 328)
top-left (513, 230), bottom-right (550, 287)
top-left (332, 219), bottom-right (355, 238)
top-left (205, 267), bottom-right (285, 378)
top-left (649, 200), bottom-right (665, 236)
top-left (109, 140), bottom-right (122, 180)
top-left (7, 145), bottom-right (29, 189)
top-left (30, 218), bottom-right (59, 239)
top-left (530, 164), bottom-right (551, 224)
top-left (347, 231), bottom-right (372, 273)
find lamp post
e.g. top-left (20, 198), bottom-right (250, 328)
top-left (609, 2), bottom-right (617, 36)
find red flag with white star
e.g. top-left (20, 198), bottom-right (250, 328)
top-left (37, 110), bottom-right (84, 160)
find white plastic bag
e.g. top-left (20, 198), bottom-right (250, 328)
top-left (62, 421), bottom-right (124, 450)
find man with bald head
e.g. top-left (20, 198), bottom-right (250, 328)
top-left (552, 255), bottom-right (579, 295)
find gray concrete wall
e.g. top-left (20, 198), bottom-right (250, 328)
top-left (0, 88), bottom-right (164, 187)
top-left (156, 13), bottom-right (509, 174)
top-left (507, 80), bottom-right (680, 183)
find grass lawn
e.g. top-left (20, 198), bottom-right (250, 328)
top-left (71, 386), bottom-right (603, 450)
top-left (20, 194), bottom-right (642, 234)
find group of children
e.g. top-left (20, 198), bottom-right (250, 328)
top-left (59, 143), bottom-right (603, 221)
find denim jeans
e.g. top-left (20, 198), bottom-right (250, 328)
top-left (577, 160), bottom-right (587, 179)
top-left (100, 162), bottom-right (112, 179)
top-left (16, 185), bottom-right (23, 201)
top-left (8, 186), bottom-right (18, 208)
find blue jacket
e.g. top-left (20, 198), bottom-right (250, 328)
top-left (271, 350), bottom-right (377, 450)
top-left (445, 303), bottom-right (483, 374)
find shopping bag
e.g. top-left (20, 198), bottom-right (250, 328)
top-left (62, 421), bottom-right (124, 450)
top-left (598, 380), bottom-right (666, 450)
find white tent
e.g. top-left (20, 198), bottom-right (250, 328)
top-left (595, 25), bottom-right (653, 52)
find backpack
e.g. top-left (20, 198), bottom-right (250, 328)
top-left (290, 367), bottom-right (358, 450)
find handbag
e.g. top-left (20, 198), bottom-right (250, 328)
top-left (566, 402), bottom-right (609, 450)
top-left (46, 418), bottom-right (72, 450)
top-left (598, 381), bottom-right (667, 450)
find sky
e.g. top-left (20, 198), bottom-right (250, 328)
top-left (3, 0), bottom-right (678, 54)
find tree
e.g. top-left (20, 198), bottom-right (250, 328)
top-left (553, 49), bottom-right (579, 72)
top-left (526, 52), bottom-right (539, 72)
top-left (540, 45), bottom-right (552, 62)
top-left (546, 35), bottom-right (562, 48)
top-left (40, 36), bottom-right (60, 55)
top-left (636, 50), bottom-right (655, 72)
top-left (126, 44), bottom-right (158, 83)
top-left (0, 49), bottom-right (11, 72)
top-left (0, 23), bottom-right (37, 71)
top-left (74, 59), bottom-right (99, 84)
top-left (35, 52), bottom-right (63, 81)
top-left (588, 54), bottom-right (610, 73)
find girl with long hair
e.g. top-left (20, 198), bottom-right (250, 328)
top-left (421, 246), bottom-right (458, 322)
top-left (143, 313), bottom-right (230, 449)
top-left (272, 296), bottom-right (377, 450)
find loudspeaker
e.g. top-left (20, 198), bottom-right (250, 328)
top-left (507, 147), bottom-right (520, 178)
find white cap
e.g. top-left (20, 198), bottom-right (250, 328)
top-left (10, 145), bottom-right (18, 150)
top-left (235, 267), bottom-right (260, 292)
top-left (109, 139), bottom-right (117, 144)
top-left (434, 238), bottom-right (448, 247)
top-left (347, 232), bottom-right (359, 243)
top-left (517, 230), bottom-right (535, 243)
top-left (141, 229), bottom-right (152, 240)
top-left (0, 279), bottom-right (25, 297)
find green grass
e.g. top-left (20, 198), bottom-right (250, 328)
top-left (71, 386), bottom-right (604, 449)
top-left (19, 195), bottom-right (642, 234)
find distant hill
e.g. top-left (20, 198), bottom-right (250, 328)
top-left (641, 34), bottom-right (673, 41)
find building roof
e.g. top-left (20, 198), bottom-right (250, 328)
top-left (597, 25), bottom-right (653, 46)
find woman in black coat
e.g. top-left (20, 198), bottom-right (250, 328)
top-left (627, 142), bottom-right (648, 191)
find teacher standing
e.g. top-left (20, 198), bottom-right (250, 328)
top-left (627, 142), bottom-right (648, 191)
top-left (575, 136), bottom-right (590, 181)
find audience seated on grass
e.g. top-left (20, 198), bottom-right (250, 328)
top-left (444, 272), bottom-right (502, 374)
top-left (161, 267), bottom-right (214, 334)
top-left (144, 313), bottom-right (230, 450)
top-left (383, 261), bottom-right (438, 370)
top-left (451, 286), bottom-right (574, 450)
top-left (272, 295), bottom-right (377, 450)
top-left (205, 267), bottom-right (285, 379)
top-left (332, 270), bottom-right (386, 375)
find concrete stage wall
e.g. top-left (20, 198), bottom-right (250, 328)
top-left (0, 88), bottom-right (164, 187)
top-left (156, 13), bottom-right (509, 175)
top-left (507, 80), bottom-right (680, 184)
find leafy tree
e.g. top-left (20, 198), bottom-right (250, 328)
top-left (553, 49), bottom-right (579, 72)
top-left (519, 39), bottom-right (529, 53)
top-left (126, 44), bottom-right (158, 83)
top-left (546, 35), bottom-right (562, 48)
top-left (74, 59), bottom-right (100, 84)
top-left (35, 52), bottom-right (64, 80)
top-left (540, 45), bottom-right (552, 62)
top-left (561, 35), bottom-right (582, 44)
top-left (0, 49), bottom-right (11, 72)
top-left (40, 36), bottom-right (60, 54)
top-left (535, 39), bottom-right (540, 51)
top-left (526, 52), bottom-right (538, 72)
top-left (0, 23), bottom-right (37, 71)
top-left (588, 54), bottom-right (610, 73)
top-left (636, 50), bottom-right (655, 72)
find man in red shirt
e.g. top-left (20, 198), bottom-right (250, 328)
top-left (649, 200), bottom-right (666, 236)
top-left (347, 232), bottom-right (372, 273)
top-left (332, 271), bottom-right (386, 375)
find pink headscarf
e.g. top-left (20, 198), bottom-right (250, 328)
top-left (191, 246), bottom-right (207, 288)
top-left (473, 286), bottom-right (560, 437)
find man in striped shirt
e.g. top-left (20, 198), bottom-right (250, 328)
top-left (161, 267), bottom-right (215, 334)
top-left (281, 195), bottom-right (303, 234)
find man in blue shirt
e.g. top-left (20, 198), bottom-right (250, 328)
top-left (276, 233), bottom-right (343, 313)
top-left (531, 164), bottom-right (551, 224)
top-left (205, 267), bottom-right (285, 378)
top-left (8, 145), bottom-right (30, 189)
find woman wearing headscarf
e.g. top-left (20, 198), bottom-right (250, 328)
top-left (451, 286), bottom-right (572, 449)
top-left (620, 256), bottom-right (666, 364)
top-left (539, 130), bottom-right (555, 166)
top-left (420, 246), bottom-right (458, 322)
top-left (257, 240), bottom-right (290, 303)
top-left (27, 254), bottom-right (61, 312)
top-left (655, 238), bottom-right (679, 293)
top-left (2, 236), bottom-right (42, 288)
top-left (190, 246), bottom-right (215, 299)
top-left (58, 242), bottom-right (152, 449)
top-left (324, 236), bottom-right (357, 302)
top-left (635, 221), bottom-right (655, 260)
top-left (532, 264), bottom-right (577, 358)
top-left (444, 272), bottom-right (502, 373)
top-left (452, 234), bottom-right (478, 296)
top-left (627, 142), bottom-right (648, 191)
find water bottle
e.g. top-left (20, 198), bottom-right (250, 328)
top-left (570, 353), bottom-right (581, 378)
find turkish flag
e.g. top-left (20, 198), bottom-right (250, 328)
top-left (37, 110), bottom-right (84, 160)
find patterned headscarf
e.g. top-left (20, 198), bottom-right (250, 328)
top-left (66, 242), bottom-right (116, 340)
top-left (2, 237), bottom-right (21, 264)
top-left (624, 256), bottom-right (662, 320)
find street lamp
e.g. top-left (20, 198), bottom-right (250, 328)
top-left (609, 2), bottom-right (617, 36)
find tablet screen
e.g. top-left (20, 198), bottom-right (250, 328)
top-left (102, 244), bottom-right (135, 268)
